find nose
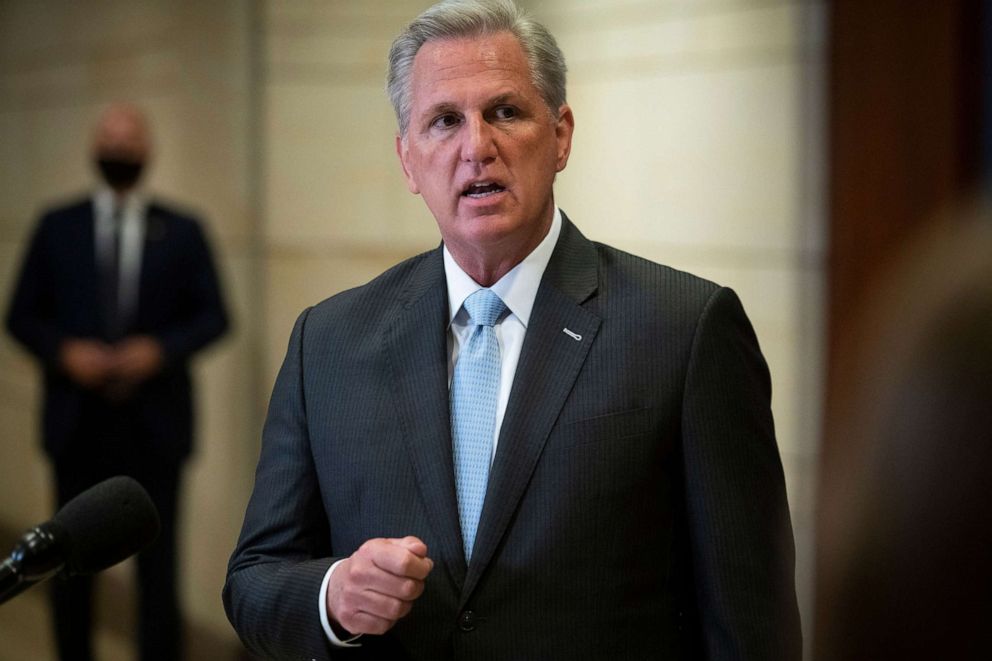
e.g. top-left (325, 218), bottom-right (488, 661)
top-left (460, 115), bottom-right (497, 164)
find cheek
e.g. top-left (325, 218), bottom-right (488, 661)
top-left (414, 163), bottom-right (455, 211)
top-left (421, 171), bottom-right (451, 203)
top-left (418, 150), bottom-right (454, 189)
top-left (519, 132), bottom-right (560, 169)
top-left (523, 144), bottom-right (559, 184)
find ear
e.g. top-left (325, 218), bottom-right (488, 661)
top-left (395, 133), bottom-right (420, 194)
top-left (554, 104), bottom-right (575, 173)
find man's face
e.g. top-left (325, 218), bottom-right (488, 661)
top-left (92, 105), bottom-right (152, 191)
top-left (397, 32), bottom-right (573, 274)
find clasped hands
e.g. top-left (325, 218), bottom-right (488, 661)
top-left (60, 336), bottom-right (164, 399)
top-left (327, 536), bottom-right (434, 638)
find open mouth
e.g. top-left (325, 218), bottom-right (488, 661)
top-left (462, 182), bottom-right (506, 199)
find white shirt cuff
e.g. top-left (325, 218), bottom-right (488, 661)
top-left (319, 559), bottom-right (362, 647)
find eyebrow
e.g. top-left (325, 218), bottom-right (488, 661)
top-left (422, 102), bottom-right (460, 119)
top-left (421, 92), bottom-right (523, 119)
top-left (489, 93), bottom-right (516, 106)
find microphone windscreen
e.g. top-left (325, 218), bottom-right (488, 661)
top-left (52, 476), bottom-right (161, 575)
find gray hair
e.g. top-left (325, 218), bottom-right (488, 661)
top-left (387, 0), bottom-right (567, 136)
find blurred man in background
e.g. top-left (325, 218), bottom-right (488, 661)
top-left (6, 102), bottom-right (228, 661)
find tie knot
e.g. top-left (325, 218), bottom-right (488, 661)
top-left (463, 289), bottom-right (506, 327)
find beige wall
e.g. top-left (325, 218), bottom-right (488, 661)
top-left (0, 0), bottom-right (825, 655)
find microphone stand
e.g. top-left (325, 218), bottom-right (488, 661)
top-left (0, 525), bottom-right (65, 605)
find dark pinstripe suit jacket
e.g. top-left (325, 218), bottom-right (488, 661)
top-left (6, 196), bottom-right (228, 463)
top-left (224, 214), bottom-right (801, 660)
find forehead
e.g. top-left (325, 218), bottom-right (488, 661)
top-left (95, 110), bottom-right (149, 150)
top-left (409, 32), bottom-right (537, 105)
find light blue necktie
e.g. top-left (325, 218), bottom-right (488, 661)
top-left (451, 288), bottom-right (506, 562)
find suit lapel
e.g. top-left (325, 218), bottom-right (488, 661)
top-left (136, 205), bottom-right (169, 323)
top-left (383, 248), bottom-right (468, 589)
top-left (77, 200), bottom-right (103, 333)
top-left (461, 216), bottom-right (602, 602)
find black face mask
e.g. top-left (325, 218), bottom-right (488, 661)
top-left (96, 157), bottom-right (144, 190)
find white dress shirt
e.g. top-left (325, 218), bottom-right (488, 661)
top-left (318, 208), bottom-right (563, 646)
top-left (94, 186), bottom-right (147, 328)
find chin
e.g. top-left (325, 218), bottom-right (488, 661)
top-left (465, 214), bottom-right (525, 240)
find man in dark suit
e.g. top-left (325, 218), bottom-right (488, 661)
top-left (224, 1), bottom-right (800, 659)
top-left (6, 103), bottom-right (228, 661)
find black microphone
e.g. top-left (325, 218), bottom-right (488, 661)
top-left (0, 475), bottom-right (160, 605)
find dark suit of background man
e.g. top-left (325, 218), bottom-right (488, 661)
top-left (6, 103), bottom-right (228, 661)
top-left (225, 1), bottom-right (801, 658)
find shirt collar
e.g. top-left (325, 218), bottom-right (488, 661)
top-left (94, 186), bottom-right (146, 221)
top-left (444, 206), bottom-right (562, 328)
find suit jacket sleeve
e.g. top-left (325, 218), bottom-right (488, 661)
top-left (224, 307), bottom-right (341, 660)
top-left (154, 217), bottom-right (229, 364)
top-left (6, 211), bottom-right (68, 365)
top-left (681, 287), bottom-right (802, 659)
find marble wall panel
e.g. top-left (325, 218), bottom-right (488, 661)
top-left (558, 62), bottom-right (803, 254)
top-left (264, 82), bottom-right (439, 249)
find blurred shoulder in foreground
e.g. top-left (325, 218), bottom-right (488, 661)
top-left (818, 206), bottom-right (992, 660)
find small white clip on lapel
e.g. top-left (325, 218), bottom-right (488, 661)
top-left (562, 327), bottom-right (582, 342)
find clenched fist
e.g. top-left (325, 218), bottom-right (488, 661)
top-left (327, 536), bottom-right (434, 637)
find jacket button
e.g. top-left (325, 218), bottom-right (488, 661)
top-left (458, 610), bottom-right (476, 632)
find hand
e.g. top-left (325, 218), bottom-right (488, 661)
top-left (59, 339), bottom-right (115, 388)
top-left (110, 335), bottom-right (164, 384)
top-left (326, 536), bottom-right (433, 636)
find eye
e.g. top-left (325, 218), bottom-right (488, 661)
top-left (493, 106), bottom-right (517, 121)
top-left (430, 113), bottom-right (460, 130)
